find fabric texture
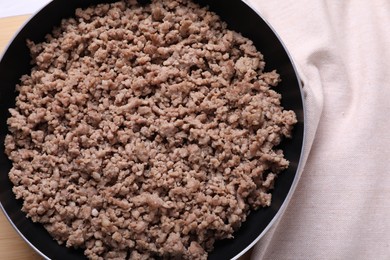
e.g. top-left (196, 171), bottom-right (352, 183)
top-left (246, 0), bottom-right (390, 259)
top-left (0, 0), bottom-right (50, 18)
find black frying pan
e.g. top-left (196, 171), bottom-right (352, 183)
top-left (0, 0), bottom-right (305, 259)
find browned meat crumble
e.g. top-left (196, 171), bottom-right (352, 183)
top-left (4, 0), bottom-right (297, 259)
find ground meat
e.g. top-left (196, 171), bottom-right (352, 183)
top-left (4, 0), bottom-right (297, 259)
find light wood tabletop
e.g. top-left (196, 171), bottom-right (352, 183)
top-left (0, 14), bottom-right (252, 260)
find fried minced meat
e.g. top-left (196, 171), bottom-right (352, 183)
top-left (5, 0), bottom-right (297, 259)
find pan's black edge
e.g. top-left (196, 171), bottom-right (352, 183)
top-left (0, 1), bottom-right (305, 260)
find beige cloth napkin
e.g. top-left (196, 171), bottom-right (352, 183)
top-left (245, 0), bottom-right (390, 259)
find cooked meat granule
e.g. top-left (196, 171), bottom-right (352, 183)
top-left (4, 0), bottom-right (297, 259)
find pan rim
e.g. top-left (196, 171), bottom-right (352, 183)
top-left (230, 1), bottom-right (307, 258)
top-left (0, 0), bottom-right (307, 259)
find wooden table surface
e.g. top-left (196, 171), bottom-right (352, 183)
top-left (0, 14), bottom-right (252, 260)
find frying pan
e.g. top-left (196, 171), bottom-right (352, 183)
top-left (0, 0), bottom-right (305, 259)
